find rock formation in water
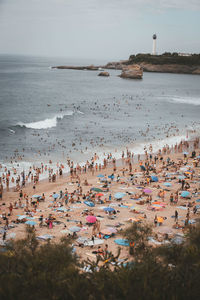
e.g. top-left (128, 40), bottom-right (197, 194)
top-left (120, 65), bottom-right (143, 79)
top-left (98, 71), bottom-right (110, 77)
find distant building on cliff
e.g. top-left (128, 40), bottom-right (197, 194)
top-left (178, 53), bottom-right (192, 57)
top-left (152, 34), bottom-right (157, 55)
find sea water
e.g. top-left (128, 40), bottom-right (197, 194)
top-left (0, 54), bottom-right (200, 184)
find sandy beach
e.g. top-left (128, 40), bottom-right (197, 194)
top-left (1, 136), bottom-right (200, 262)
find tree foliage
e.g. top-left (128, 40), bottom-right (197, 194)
top-left (1, 225), bottom-right (200, 299)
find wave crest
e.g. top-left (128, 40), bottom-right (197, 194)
top-left (170, 96), bottom-right (200, 106)
top-left (17, 111), bottom-right (73, 129)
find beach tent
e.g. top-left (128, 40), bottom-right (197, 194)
top-left (114, 239), bottom-right (129, 246)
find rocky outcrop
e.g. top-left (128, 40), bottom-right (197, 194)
top-left (52, 65), bottom-right (99, 71)
top-left (120, 64), bottom-right (143, 79)
top-left (139, 63), bottom-right (200, 75)
top-left (98, 71), bottom-right (110, 77)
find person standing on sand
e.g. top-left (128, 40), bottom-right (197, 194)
top-left (175, 210), bottom-right (178, 222)
top-left (9, 203), bottom-right (13, 215)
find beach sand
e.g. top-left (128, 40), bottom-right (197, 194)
top-left (0, 137), bottom-right (200, 262)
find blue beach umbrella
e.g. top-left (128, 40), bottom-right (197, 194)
top-left (183, 152), bottom-right (188, 155)
top-left (97, 174), bottom-right (104, 178)
top-left (151, 176), bottom-right (158, 182)
top-left (104, 207), bottom-right (115, 212)
top-left (114, 239), bottom-right (129, 246)
top-left (25, 220), bottom-right (37, 226)
top-left (32, 195), bottom-right (41, 198)
top-left (181, 191), bottom-right (190, 198)
top-left (178, 175), bottom-right (186, 180)
top-left (84, 201), bottom-right (95, 207)
top-left (114, 192), bottom-right (126, 199)
top-left (108, 174), bottom-right (114, 179)
top-left (140, 165), bottom-right (146, 171)
top-left (163, 182), bottom-right (172, 187)
top-left (57, 207), bottom-right (67, 212)
top-left (52, 193), bottom-right (59, 199)
top-left (17, 215), bottom-right (28, 220)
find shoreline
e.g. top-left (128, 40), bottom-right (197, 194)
top-left (0, 129), bottom-right (197, 191)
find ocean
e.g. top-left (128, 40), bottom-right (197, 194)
top-left (0, 54), bottom-right (200, 184)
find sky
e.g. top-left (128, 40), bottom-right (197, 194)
top-left (0, 0), bottom-right (199, 60)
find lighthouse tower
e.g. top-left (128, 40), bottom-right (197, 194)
top-left (152, 34), bottom-right (157, 55)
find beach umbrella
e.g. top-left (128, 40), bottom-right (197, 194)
top-left (17, 215), bottom-right (28, 220)
top-left (69, 226), bottom-right (81, 232)
top-left (163, 182), bottom-right (172, 187)
top-left (181, 191), bottom-right (190, 198)
top-left (183, 152), bottom-right (189, 155)
top-left (114, 192), bottom-right (126, 199)
top-left (86, 216), bottom-right (97, 223)
top-left (178, 175), bottom-right (186, 180)
top-left (95, 193), bottom-right (104, 197)
top-left (25, 220), bottom-right (37, 226)
top-left (32, 195), bottom-right (41, 198)
top-left (104, 207), bottom-right (115, 212)
top-left (140, 165), bottom-right (146, 171)
top-left (57, 207), bottom-right (67, 212)
top-left (97, 174), bottom-right (104, 178)
top-left (108, 174), bottom-right (114, 179)
top-left (84, 201), bottom-right (95, 207)
top-left (91, 187), bottom-right (103, 192)
top-left (52, 193), bottom-right (59, 199)
top-left (143, 188), bottom-right (152, 194)
top-left (114, 239), bottom-right (129, 246)
top-left (151, 176), bottom-right (158, 182)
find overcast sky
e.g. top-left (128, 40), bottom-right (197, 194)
top-left (0, 0), bottom-right (199, 60)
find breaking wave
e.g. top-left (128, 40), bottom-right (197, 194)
top-left (17, 111), bottom-right (74, 129)
top-left (170, 96), bottom-right (200, 106)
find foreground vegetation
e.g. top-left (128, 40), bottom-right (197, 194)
top-left (0, 224), bottom-right (200, 300)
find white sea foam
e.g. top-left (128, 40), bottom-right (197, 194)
top-left (17, 111), bottom-right (74, 129)
top-left (8, 129), bottom-right (15, 134)
top-left (169, 96), bottom-right (200, 106)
